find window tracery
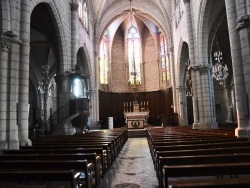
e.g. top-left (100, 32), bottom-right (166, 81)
top-left (127, 26), bottom-right (141, 85)
top-left (175, 0), bottom-right (184, 27)
top-left (79, 0), bottom-right (89, 31)
top-left (99, 32), bottom-right (109, 84)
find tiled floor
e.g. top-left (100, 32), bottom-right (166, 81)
top-left (98, 137), bottom-right (159, 188)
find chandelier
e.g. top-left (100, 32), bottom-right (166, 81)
top-left (212, 50), bottom-right (228, 85)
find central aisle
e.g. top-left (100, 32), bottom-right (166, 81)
top-left (98, 137), bottom-right (159, 188)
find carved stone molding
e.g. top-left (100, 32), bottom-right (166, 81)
top-left (0, 40), bottom-right (11, 50)
top-left (236, 15), bottom-right (250, 31)
top-left (176, 86), bottom-right (186, 92)
top-left (199, 65), bottom-right (210, 75)
top-left (71, 3), bottom-right (79, 11)
top-left (183, 0), bottom-right (190, 4)
top-left (54, 73), bottom-right (69, 83)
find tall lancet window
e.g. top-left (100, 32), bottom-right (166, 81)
top-left (99, 32), bottom-right (109, 84)
top-left (79, 0), bottom-right (89, 31)
top-left (127, 26), bottom-right (141, 85)
top-left (160, 34), bottom-right (168, 81)
top-left (175, 0), bottom-right (184, 27)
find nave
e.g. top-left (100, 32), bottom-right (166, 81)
top-left (1, 126), bottom-right (250, 188)
top-left (98, 137), bottom-right (158, 188)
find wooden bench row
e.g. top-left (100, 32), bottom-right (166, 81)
top-left (146, 126), bottom-right (250, 188)
top-left (0, 128), bottom-right (128, 188)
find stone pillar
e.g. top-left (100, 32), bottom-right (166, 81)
top-left (225, 0), bottom-right (250, 137)
top-left (177, 86), bottom-right (188, 126)
top-left (199, 66), bottom-right (218, 129)
top-left (71, 1), bottom-right (79, 69)
top-left (89, 51), bottom-right (99, 129)
top-left (8, 38), bottom-right (22, 149)
top-left (54, 73), bottom-right (72, 134)
top-left (183, 0), bottom-right (199, 128)
top-left (0, 39), bottom-right (11, 149)
top-left (18, 0), bottom-right (32, 146)
top-left (168, 47), bottom-right (177, 112)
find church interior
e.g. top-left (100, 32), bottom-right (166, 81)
top-left (1, 0), bottom-right (250, 187)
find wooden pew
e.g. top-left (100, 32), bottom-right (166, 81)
top-left (158, 153), bottom-right (250, 188)
top-left (0, 186), bottom-right (47, 188)
top-left (163, 162), bottom-right (250, 188)
top-left (152, 141), bottom-right (250, 164)
top-left (0, 170), bottom-right (79, 188)
top-left (29, 141), bottom-right (115, 165)
top-left (149, 137), bottom-right (247, 159)
top-left (19, 144), bottom-right (111, 171)
top-left (3, 148), bottom-right (106, 178)
top-left (171, 177), bottom-right (250, 188)
top-left (0, 153), bottom-right (101, 187)
top-left (0, 160), bottom-right (93, 188)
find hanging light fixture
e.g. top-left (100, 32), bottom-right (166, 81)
top-left (212, 50), bottom-right (228, 85)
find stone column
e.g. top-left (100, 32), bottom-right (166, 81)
top-left (8, 38), bottom-right (22, 149)
top-left (0, 39), bottom-right (11, 149)
top-left (183, 0), bottom-right (199, 128)
top-left (236, 3), bottom-right (250, 136)
top-left (71, 1), bottom-right (79, 69)
top-left (89, 51), bottom-right (99, 129)
top-left (54, 73), bottom-right (72, 134)
top-left (18, 0), bottom-right (32, 146)
top-left (177, 86), bottom-right (188, 126)
top-left (168, 47), bottom-right (177, 112)
top-left (225, 0), bottom-right (249, 137)
top-left (199, 66), bottom-right (218, 129)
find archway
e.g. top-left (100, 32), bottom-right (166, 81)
top-left (178, 42), bottom-right (193, 126)
top-left (29, 3), bottom-right (60, 134)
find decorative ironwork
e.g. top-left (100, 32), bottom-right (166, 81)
top-left (35, 102), bottom-right (70, 137)
top-left (212, 51), bottom-right (228, 85)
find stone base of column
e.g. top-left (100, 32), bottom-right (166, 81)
top-left (192, 123), bottom-right (199, 129)
top-left (0, 140), bottom-right (8, 150)
top-left (19, 138), bottom-right (32, 146)
top-left (195, 122), bottom-right (218, 130)
top-left (179, 118), bottom-right (186, 126)
top-left (8, 140), bottom-right (19, 149)
top-left (64, 122), bottom-right (75, 135)
top-left (235, 127), bottom-right (250, 138)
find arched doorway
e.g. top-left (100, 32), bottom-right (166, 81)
top-left (29, 3), bottom-right (60, 134)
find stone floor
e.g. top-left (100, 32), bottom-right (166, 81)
top-left (98, 137), bottom-right (159, 188)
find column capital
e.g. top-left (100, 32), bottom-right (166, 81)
top-left (0, 39), bottom-right (11, 50)
top-left (71, 3), bottom-right (79, 11)
top-left (176, 85), bottom-right (186, 92)
top-left (168, 46), bottom-right (174, 52)
top-left (236, 15), bottom-right (250, 31)
top-left (54, 73), bottom-right (69, 83)
top-left (199, 65), bottom-right (210, 75)
top-left (183, 0), bottom-right (190, 4)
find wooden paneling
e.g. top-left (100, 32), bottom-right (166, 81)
top-left (99, 90), bottom-right (173, 124)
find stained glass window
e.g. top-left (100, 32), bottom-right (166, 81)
top-left (160, 34), bottom-right (169, 81)
top-left (175, 0), bottom-right (184, 27)
top-left (99, 32), bottom-right (109, 84)
top-left (127, 26), bottom-right (141, 85)
top-left (79, 0), bottom-right (89, 31)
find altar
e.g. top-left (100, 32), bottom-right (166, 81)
top-left (123, 101), bottom-right (149, 129)
top-left (124, 111), bottom-right (149, 129)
